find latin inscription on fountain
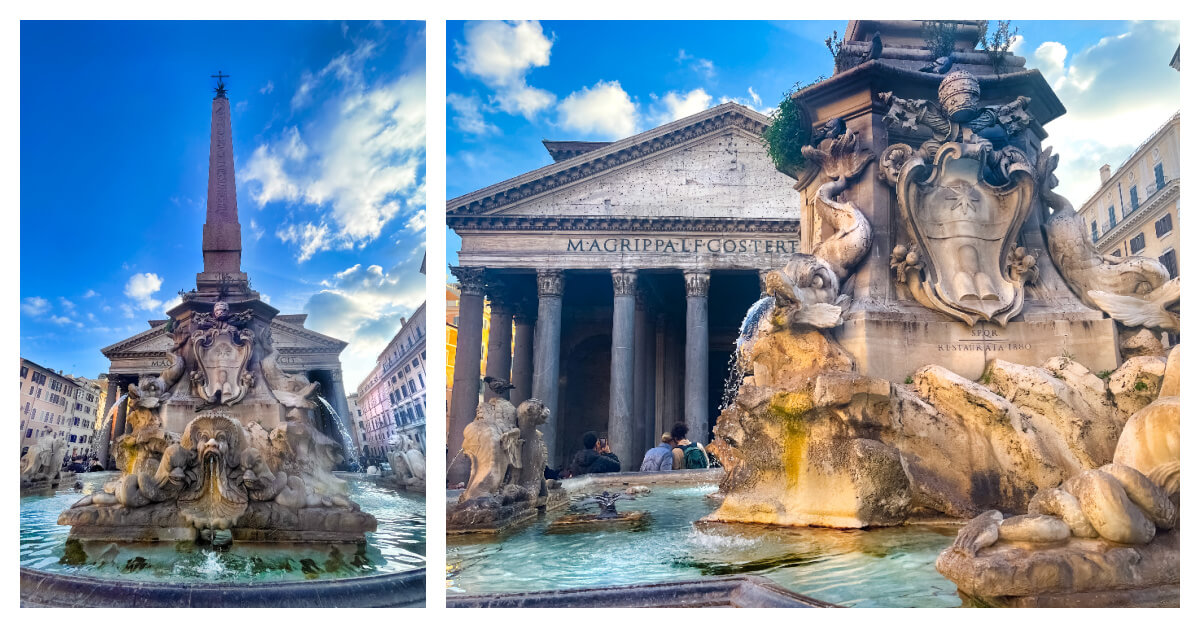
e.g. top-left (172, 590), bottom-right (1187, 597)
top-left (936, 327), bottom-right (1032, 352)
top-left (566, 237), bottom-right (799, 255)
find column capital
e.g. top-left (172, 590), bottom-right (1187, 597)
top-left (611, 269), bottom-right (638, 296)
top-left (683, 270), bottom-right (710, 297)
top-left (484, 276), bottom-right (514, 313)
top-left (536, 269), bottom-right (564, 297)
top-left (451, 266), bottom-right (487, 296)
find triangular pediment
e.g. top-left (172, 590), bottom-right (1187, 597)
top-left (270, 317), bottom-right (348, 353)
top-left (448, 102), bottom-right (799, 225)
top-left (101, 324), bottom-right (172, 358)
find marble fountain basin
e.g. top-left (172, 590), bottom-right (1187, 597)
top-left (20, 472), bottom-right (426, 607)
top-left (446, 469), bottom-right (968, 607)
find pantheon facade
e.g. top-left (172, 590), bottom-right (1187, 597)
top-left (447, 103), bottom-right (803, 479)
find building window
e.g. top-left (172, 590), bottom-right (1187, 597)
top-left (25, 429), bottom-right (32, 439)
top-left (20, 365), bottom-right (28, 379)
top-left (1130, 232), bottom-right (1146, 254)
top-left (1130, 185), bottom-right (1139, 210)
top-left (1111, 249), bottom-right (1121, 257)
top-left (1159, 250), bottom-right (1178, 279)
top-left (412, 358), bottom-right (419, 369)
top-left (1155, 214), bottom-right (1173, 237)
top-left (1090, 221), bottom-right (1099, 242)
top-left (1154, 163), bottom-right (1165, 189)
top-left (1107, 205), bottom-right (1116, 228)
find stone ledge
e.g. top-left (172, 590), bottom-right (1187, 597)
top-left (447, 575), bottom-right (836, 608)
top-left (19, 567), bottom-right (425, 608)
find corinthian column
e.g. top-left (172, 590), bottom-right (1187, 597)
top-left (533, 269), bottom-right (564, 466)
top-left (510, 301), bottom-right (535, 406)
top-left (483, 279), bottom-right (514, 401)
top-left (684, 270), bottom-right (710, 447)
top-left (608, 269), bottom-right (637, 471)
top-left (447, 266), bottom-right (486, 485)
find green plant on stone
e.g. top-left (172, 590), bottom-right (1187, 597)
top-left (904, 375), bottom-right (914, 385)
top-left (763, 83), bottom-right (812, 177)
top-left (978, 20), bottom-right (1020, 75)
top-left (1135, 380), bottom-right (1149, 392)
top-left (921, 21), bottom-right (963, 61)
top-left (979, 369), bottom-right (993, 385)
top-left (824, 30), bottom-right (856, 73)
top-left (1097, 369), bottom-right (1113, 380)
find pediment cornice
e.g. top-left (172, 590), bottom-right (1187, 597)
top-left (448, 102), bottom-right (770, 217)
top-left (448, 215), bottom-right (801, 233)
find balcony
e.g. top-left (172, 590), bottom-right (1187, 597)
top-left (1095, 177), bottom-right (1179, 250)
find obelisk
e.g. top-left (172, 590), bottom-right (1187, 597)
top-left (195, 73), bottom-right (253, 299)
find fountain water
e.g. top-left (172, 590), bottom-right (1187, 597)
top-left (718, 296), bottom-right (776, 414)
top-left (316, 395), bottom-right (362, 472)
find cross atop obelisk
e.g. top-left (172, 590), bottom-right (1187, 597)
top-left (196, 72), bottom-right (253, 299)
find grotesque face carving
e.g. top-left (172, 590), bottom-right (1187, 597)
top-left (182, 415), bottom-right (243, 466)
top-left (213, 301), bottom-right (229, 319)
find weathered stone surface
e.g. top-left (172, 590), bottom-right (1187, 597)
top-left (937, 353), bottom-right (1180, 605)
top-left (1120, 328), bottom-right (1167, 359)
top-left (1107, 356), bottom-right (1166, 416)
top-left (711, 325), bottom-right (1170, 527)
top-left (937, 528), bottom-right (1179, 604)
top-left (1112, 398), bottom-right (1180, 493)
top-left (1159, 345), bottom-right (1180, 397)
top-left (984, 359), bottom-right (1123, 471)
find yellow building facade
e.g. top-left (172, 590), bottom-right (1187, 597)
top-left (1078, 112), bottom-right (1180, 279)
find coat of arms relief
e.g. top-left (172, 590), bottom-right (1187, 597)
top-left (189, 301), bottom-right (256, 406)
top-left (880, 70), bottom-right (1038, 326)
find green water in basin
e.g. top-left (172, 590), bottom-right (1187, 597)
top-left (447, 483), bottom-right (964, 607)
top-left (21, 472), bottom-right (425, 583)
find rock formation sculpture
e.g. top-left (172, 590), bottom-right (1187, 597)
top-left (936, 347), bottom-right (1180, 606)
top-left (386, 433), bottom-right (426, 489)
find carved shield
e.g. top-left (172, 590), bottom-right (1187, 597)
top-left (192, 330), bottom-right (252, 404)
top-left (897, 143), bottom-right (1035, 326)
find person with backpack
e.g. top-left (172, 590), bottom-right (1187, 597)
top-left (670, 423), bottom-right (709, 470)
top-left (639, 432), bottom-right (676, 472)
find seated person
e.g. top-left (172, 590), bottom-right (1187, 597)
top-left (639, 432), bottom-right (676, 472)
top-left (671, 423), bottom-right (710, 470)
top-left (568, 431), bottom-right (621, 476)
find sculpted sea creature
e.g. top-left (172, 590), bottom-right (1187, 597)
top-left (459, 398), bottom-right (522, 502)
top-left (1038, 148), bottom-right (1176, 331)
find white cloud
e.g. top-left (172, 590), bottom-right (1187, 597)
top-left (58, 297), bottom-right (76, 313)
top-left (677, 49), bottom-right (716, 79)
top-left (557, 80), bottom-right (637, 139)
top-left (447, 92), bottom-right (500, 135)
top-left (124, 272), bottom-right (164, 312)
top-left (21, 296), bottom-right (50, 316)
top-left (242, 39), bottom-right (426, 262)
top-left (1026, 21), bottom-right (1180, 205)
top-left (454, 20), bottom-right (556, 119)
top-left (276, 222), bottom-right (332, 263)
top-left (303, 261), bottom-right (426, 387)
top-left (50, 315), bottom-right (82, 328)
top-left (260, 80), bottom-right (274, 95)
top-left (249, 218), bottom-right (265, 241)
top-left (120, 304), bottom-right (135, 319)
top-left (82, 290), bottom-right (99, 299)
top-left (747, 87), bottom-right (762, 108)
top-left (651, 88), bottom-right (713, 126)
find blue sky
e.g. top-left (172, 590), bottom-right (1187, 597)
top-left (21, 21), bottom-right (426, 387)
top-left (446, 20), bottom-right (1180, 268)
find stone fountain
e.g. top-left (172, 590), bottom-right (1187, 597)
top-left (21, 438), bottom-right (72, 494)
top-left (385, 433), bottom-right (427, 492)
top-left (56, 79), bottom-right (375, 549)
top-left (708, 21), bottom-right (1180, 605)
top-left (448, 381), bottom-right (568, 534)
